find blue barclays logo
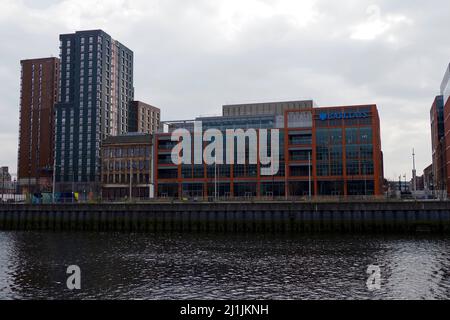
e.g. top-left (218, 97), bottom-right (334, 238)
top-left (319, 111), bottom-right (370, 121)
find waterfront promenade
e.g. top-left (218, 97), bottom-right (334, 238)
top-left (0, 201), bottom-right (449, 233)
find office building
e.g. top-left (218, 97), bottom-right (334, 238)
top-left (438, 63), bottom-right (450, 197)
top-left (54, 30), bottom-right (134, 194)
top-left (17, 57), bottom-right (60, 193)
top-left (101, 133), bottom-right (153, 200)
top-left (155, 103), bottom-right (383, 199)
top-left (128, 101), bottom-right (160, 134)
top-left (430, 95), bottom-right (446, 193)
top-left (1, 166), bottom-right (12, 194)
top-left (423, 164), bottom-right (433, 191)
top-left (222, 100), bottom-right (315, 116)
top-left (440, 63), bottom-right (450, 103)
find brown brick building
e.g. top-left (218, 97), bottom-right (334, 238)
top-left (18, 58), bottom-right (60, 193)
top-left (430, 95), bottom-right (446, 194)
top-left (128, 101), bottom-right (160, 134)
top-left (101, 133), bottom-right (153, 200)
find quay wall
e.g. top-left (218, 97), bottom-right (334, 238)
top-left (0, 201), bottom-right (449, 233)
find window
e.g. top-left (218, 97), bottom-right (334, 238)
top-left (329, 129), bottom-right (343, 144)
top-left (360, 145), bottom-right (373, 159)
top-left (360, 128), bottom-right (373, 144)
top-left (290, 165), bottom-right (311, 177)
top-left (346, 160), bottom-right (360, 175)
top-left (345, 128), bottom-right (358, 144)
top-left (316, 146), bottom-right (329, 161)
top-left (158, 168), bottom-right (178, 179)
top-left (330, 161), bottom-right (343, 176)
top-left (361, 160), bottom-right (374, 175)
top-left (289, 134), bottom-right (312, 145)
top-left (346, 145), bottom-right (359, 160)
top-left (317, 163), bottom-right (329, 176)
top-left (316, 130), bottom-right (328, 145)
top-left (330, 146), bottom-right (342, 161)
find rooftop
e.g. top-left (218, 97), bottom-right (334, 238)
top-left (102, 133), bottom-right (153, 146)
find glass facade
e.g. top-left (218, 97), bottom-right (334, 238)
top-left (155, 105), bottom-right (382, 198)
top-left (55, 30), bottom-right (134, 193)
top-left (314, 106), bottom-right (378, 196)
top-left (101, 137), bottom-right (152, 200)
top-left (198, 115), bottom-right (276, 131)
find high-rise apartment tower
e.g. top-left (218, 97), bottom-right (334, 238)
top-left (54, 30), bottom-right (134, 194)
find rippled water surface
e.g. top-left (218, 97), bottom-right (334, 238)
top-left (0, 231), bottom-right (449, 299)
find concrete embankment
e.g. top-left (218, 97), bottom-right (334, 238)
top-left (0, 201), bottom-right (449, 233)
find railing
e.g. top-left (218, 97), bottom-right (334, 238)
top-left (3, 194), bottom-right (448, 205)
top-left (99, 195), bottom-right (418, 203)
top-left (0, 194), bottom-right (26, 204)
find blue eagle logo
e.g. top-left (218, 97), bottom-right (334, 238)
top-left (319, 113), bottom-right (328, 121)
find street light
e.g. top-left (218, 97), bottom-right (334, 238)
top-left (72, 170), bottom-right (75, 204)
top-left (403, 174), bottom-right (407, 193)
top-left (308, 151), bottom-right (312, 200)
top-left (13, 179), bottom-right (17, 202)
top-left (129, 159), bottom-right (133, 202)
top-left (1, 169), bottom-right (4, 203)
top-left (214, 154), bottom-right (217, 201)
top-left (52, 157), bottom-right (57, 203)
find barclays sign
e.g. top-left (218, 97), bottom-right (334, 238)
top-left (319, 111), bottom-right (370, 121)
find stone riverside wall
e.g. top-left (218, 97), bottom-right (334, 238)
top-left (0, 201), bottom-right (449, 233)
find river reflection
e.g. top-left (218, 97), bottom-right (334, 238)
top-left (0, 231), bottom-right (449, 300)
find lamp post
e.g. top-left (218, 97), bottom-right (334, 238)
top-left (1, 170), bottom-right (4, 203)
top-left (284, 162), bottom-right (288, 201)
top-left (149, 145), bottom-right (153, 199)
top-left (214, 154), bottom-right (217, 201)
top-left (129, 159), bottom-right (133, 202)
top-left (308, 151), bottom-right (312, 200)
top-left (28, 169), bottom-right (31, 203)
top-left (52, 157), bottom-right (57, 204)
top-left (72, 169), bottom-right (75, 204)
top-left (271, 162), bottom-right (274, 200)
top-left (13, 179), bottom-right (17, 203)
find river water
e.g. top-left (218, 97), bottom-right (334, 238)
top-left (0, 231), bottom-right (449, 300)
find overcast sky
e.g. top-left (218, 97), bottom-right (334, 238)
top-left (0, 0), bottom-right (448, 180)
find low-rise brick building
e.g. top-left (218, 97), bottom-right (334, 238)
top-left (101, 133), bottom-right (153, 201)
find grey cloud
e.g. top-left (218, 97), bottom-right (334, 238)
top-left (0, 0), bottom-right (448, 179)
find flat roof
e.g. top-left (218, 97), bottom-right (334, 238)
top-left (102, 134), bottom-right (153, 145)
top-left (223, 99), bottom-right (315, 107)
top-left (20, 57), bottom-right (59, 63)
